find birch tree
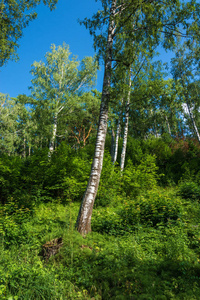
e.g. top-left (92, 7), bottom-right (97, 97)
top-left (120, 70), bottom-right (131, 171)
top-left (0, 93), bottom-right (18, 154)
top-left (171, 42), bottom-right (200, 142)
top-left (76, 0), bottom-right (200, 235)
top-left (30, 43), bottom-right (97, 157)
top-left (0, 93), bottom-right (34, 155)
top-left (76, 0), bottom-right (117, 234)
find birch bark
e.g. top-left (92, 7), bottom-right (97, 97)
top-left (182, 76), bottom-right (200, 143)
top-left (165, 115), bottom-right (172, 136)
top-left (76, 0), bottom-right (116, 235)
top-left (120, 72), bottom-right (131, 172)
top-left (111, 128), bottom-right (115, 162)
top-left (113, 98), bottom-right (124, 165)
top-left (48, 112), bottom-right (58, 157)
top-left (186, 100), bottom-right (200, 143)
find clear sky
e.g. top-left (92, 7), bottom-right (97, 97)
top-left (0, 0), bottom-right (104, 98)
top-left (0, 0), bottom-right (174, 99)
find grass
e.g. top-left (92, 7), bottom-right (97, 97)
top-left (1, 188), bottom-right (200, 299)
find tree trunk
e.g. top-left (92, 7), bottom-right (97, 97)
top-left (111, 127), bottom-right (115, 162)
top-left (48, 112), bottom-right (58, 158)
top-left (23, 137), bottom-right (26, 158)
top-left (181, 75), bottom-right (200, 143)
top-left (113, 98), bottom-right (124, 165)
top-left (76, 0), bottom-right (116, 235)
top-left (120, 72), bottom-right (131, 172)
top-left (165, 115), bottom-right (172, 136)
top-left (186, 100), bottom-right (200, 143)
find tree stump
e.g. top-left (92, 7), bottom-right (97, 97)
top-left (41, 237), bottom-right (63, 260)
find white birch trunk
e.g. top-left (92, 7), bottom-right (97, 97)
top-left (120, 72), bottom-right (131, 172)
top-left (165, 115), bottom-right (172, 136)
top-left (48, 112), bottom-right (58, 158)
top-left (76, 0), bottom-right (116, 235)
top-left (113, 98), bottom-right (124, 164)
top-left (111, 128), bottom-right (115, 162)
top-left (113, 118), bottom-right (120, 164)
top-left (48, 64), bottom-right (65, 158)
top-left (186, 101), bottom-right (200, 143)
top-left (23, 137), bottom-right (26, 158)
top-left (181, 75), bottom-right (200, 143)
top-left (154, 119), bottom-right (159, 138)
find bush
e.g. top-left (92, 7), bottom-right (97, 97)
top-left (96, 152), bottom-right (121, 207)
top-left (0, 199), bottom-right (32, 248)
top-left (0, 251), bottom-right (89, 300)
top-left (133, 189), bottom-right (183, 227)
top-left (121, 155), bottom-right (159, 198)
top-left (178, 181), bottom-right (200, 201)
top-left (92, 189), bottom-right (183, 235)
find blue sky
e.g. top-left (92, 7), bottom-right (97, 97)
top-left (0, 0), bottom-right (174, 98)
top-left (0, 0), bottom-right (104, 98)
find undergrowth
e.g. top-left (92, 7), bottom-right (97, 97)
top-left (1, 187), bottom-right (200, 299)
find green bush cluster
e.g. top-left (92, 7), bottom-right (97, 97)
top-left (125, 137), bottom-right (200, 186)
top-left (1, 192), bottom-right (200, 299)
top-left (92, 189), bottom-right (183, 235)
top-left (0, 199), bottom-right (32, 247)
top-left (121, 155), bottom-right (159, 198)
top-left (1, 137), bottom-right (200, 299)
top-left (178, 181), bottom-right (200, 201)
top-left (1, 137), bottom-right (200, 208)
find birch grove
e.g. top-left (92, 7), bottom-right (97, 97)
top-left (75, 0), bottom-right (200, 234)
top-left (30, 43), bottom-right (98, 158)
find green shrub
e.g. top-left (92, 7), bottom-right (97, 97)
top-left (118, 190), bottom-right (182, 229)
top-left (178, 181), bottom-right (200, 201)
top-left (0, 251), bottom-right (89, 300)
top-left (133, 189), bottom-right (183, 227)
top-left (93, 189), bottom-right (183, 235)
top-left (121, 155), bottom-right (159, 198)
top-left (92, 207), bottom-right (124, 235)
top-left (0, 199), bottom-right (32, 248)
top-left (0, 155), bottom-right (23, 204)
top-left (96, 152), bottom-right (121, 207)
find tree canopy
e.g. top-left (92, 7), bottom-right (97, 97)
top-left (0, 0), bottom-right (58, 66)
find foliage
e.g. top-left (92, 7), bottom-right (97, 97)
top-left (126, 189), bottom-right (182, 227)
top-left (92, 189), bottom-right (183, 235)
top-left (2, 194), bottom-right (200, 299)
top-left (121, 154), bottom-right (159, 198)
top-left (1, 0), bottom-right (200, 297)
top-left (178, 181), bottom-right (200, 201)
top-left (30, 43), bottom-right (98, 155)
top-left (95, 151), bottom-right (121, 207)
top-left (0, 0), bottom-right (58, 66)
top-left (0, 132), bottom-right (200, 299)
top-left (0, 154), bottom-right (23, 204)
top-left (0, 199), bottom-right (32, 248)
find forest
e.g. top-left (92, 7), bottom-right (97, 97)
top-left (1, 0), bottom-right (200, 299)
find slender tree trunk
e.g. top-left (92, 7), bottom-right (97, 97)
top-left (181, 76), bottom-right (200, 143)
top-left (111, 127), bottom-right (115, 162)
top-left (113, 98), bottom-right (124, 164)
top-left (120, 72), bottom-right (131, 172)
top-left (186, 100), bottom-right (200, 143)
top-left (23, 137), bottom-right (26, 158)
top-left (154, 119), bottom-right (159, 138)
top-left (76, 0), bottom-right (116, 235)
top-left (48, 112), bottom-right (58, 158)
top-left (165, 115), bottom-right (172, 136)
top-left (113, 118), bottom-right (120, 164)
